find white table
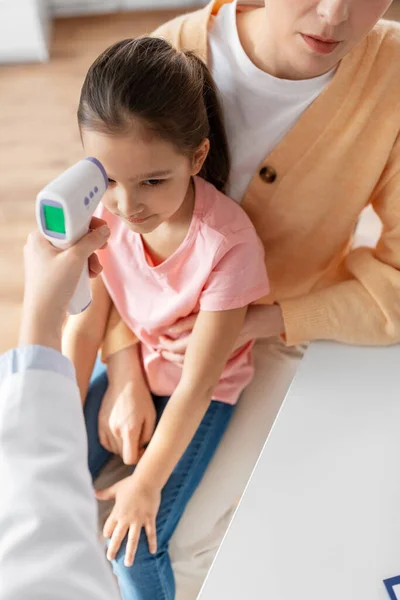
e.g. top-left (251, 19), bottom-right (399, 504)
top-left (198, 342), bottom-right (400, 600)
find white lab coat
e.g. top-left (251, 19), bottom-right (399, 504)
top-left (0, 367), bottom-right (119, 600)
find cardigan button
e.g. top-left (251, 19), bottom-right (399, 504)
top-left (259, 165), bottom-right (277, 183)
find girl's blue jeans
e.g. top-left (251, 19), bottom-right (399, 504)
top-left (84, 358), bottom-right (235, 600)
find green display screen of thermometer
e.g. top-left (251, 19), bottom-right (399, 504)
top-left (43, 205), bottom-right (66, 234)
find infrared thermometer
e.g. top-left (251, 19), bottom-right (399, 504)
top-left (36, 157), bottom-right (108, 315)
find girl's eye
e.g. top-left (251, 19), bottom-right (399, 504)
top-left (142, 179), bottom-right (163, 187)
top-left (107, 178), bottom-right (116, 185)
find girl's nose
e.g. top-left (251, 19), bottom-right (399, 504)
top-left (115, 190), bottom-right (140, 218)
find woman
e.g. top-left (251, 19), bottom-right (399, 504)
top-left (85, 1), bottom-right (400, 598)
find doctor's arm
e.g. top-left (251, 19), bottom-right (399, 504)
top-left (0, 225), bottom-right (119, 600)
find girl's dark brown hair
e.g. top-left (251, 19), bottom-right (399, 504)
top-left (78, 37), bottom-right (230, 192)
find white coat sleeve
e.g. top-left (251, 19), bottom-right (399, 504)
top-left (0, 357), bottom-right (119, 600)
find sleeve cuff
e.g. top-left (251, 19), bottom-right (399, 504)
top-left (200, 282), bottom-right (270, 312)
top-left (0, 346), bottom-right (76, 382)
top-left (280, 296), bottom-right (330, 346)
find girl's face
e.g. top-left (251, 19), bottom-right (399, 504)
top-left (82, 127), bottom-right (208, 234)
top-left (259, 0), bottom-right (392, 79)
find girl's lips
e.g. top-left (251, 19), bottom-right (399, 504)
top-left (301, 34), bottom-right (341, 55)
top-left (127, 215), bottom-right (151, 224)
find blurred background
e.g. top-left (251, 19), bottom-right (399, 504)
top-left (0, 0), bottom-right (399, 353)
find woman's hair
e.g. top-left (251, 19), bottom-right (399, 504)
top-left (78, 37), bottom-right (230, 192)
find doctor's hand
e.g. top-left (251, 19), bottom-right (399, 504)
top-left (20, 217), bottom-right (110, 352)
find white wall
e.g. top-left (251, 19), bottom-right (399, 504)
top-left (49, 0), bottom-right (119, 17)
top-left (120, 0), bottom-right (203, 7)
top-left (0, 0), bottom-right (203, 63)
top-left (0, 0), bottom-right (50, 63)
top-left (50, 0), bottom-right (201, 16)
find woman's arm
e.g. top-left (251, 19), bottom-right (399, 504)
top-left (63, 275), bottom-right (112, 402)
top-left (133, 306), bottom-right (247, 489)
top-left (100, 303), bottom-right (138, 362)
top-left (280, 133), bottom-right (400, 347)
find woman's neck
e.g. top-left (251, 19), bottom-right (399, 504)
top-left (237, 8), bottom-right (289, 79)
top-left (237, 8), bottom-right (335, 80)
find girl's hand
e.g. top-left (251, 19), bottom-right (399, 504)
top-left (159, 305), bottom-right (285, 364)
top-left (96, 476), bottom-right (161, 567)
top-left (98, 379), bottom-right (156, 465)
top-left (99, 345), bottom-right (156, 464)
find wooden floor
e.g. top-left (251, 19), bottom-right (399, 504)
top-left (0, 10), bottom-right (181, 353)
top-left (1, 4), bottom-right (399, 353)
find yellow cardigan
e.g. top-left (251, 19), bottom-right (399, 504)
top-left (102, 0), bottom-right (400, 355)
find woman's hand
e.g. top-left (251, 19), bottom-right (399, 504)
top-left (99, 345), bottom-right (157, 465)
top-left (158, 314), bottom-right (197, 365)
top-left (159, 304), bottom-right (285, 365)
top-left (96, 475), bottom-right (161, 567)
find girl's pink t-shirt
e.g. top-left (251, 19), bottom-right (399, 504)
top-left (96, 176), bottom-right (269, 404)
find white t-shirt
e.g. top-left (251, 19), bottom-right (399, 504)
top-left (208, 0), bottom-right (335, 202)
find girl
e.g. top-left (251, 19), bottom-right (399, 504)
top-left (64, 36), bottom-right (269, 600)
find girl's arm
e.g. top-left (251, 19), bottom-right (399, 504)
top-left (63, 276), bottom-right (112, 402)
top-left (100, 306), bottom-right (248, 564)
top-left (133, 306), bottom-right (247, 489)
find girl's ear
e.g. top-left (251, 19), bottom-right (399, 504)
top-left (190, 138), bottom-right (210, 176)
